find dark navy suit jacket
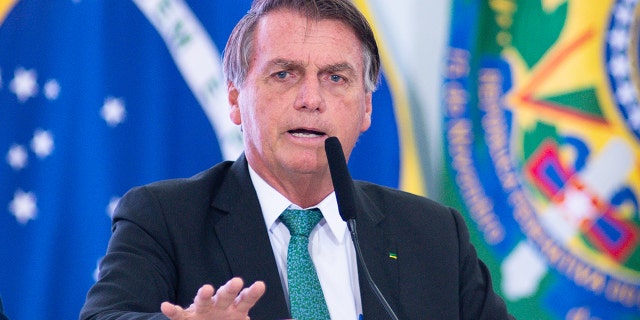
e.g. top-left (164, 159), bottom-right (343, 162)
top-left (0, 298), bottom-right (8, 320)
top-left (80, 155), bottom-right (513, 319)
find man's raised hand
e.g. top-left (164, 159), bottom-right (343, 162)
top-left (161, 278), bottom-right (266, 320)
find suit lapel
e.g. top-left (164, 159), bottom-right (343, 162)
top-left (205, 158), bottom-right (401, 318)
top-left (210, 156), bottom-right (290, 319)
top-left (354, 184), bottom-right (401, 319)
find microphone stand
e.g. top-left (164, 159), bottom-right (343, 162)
top-left (346, 219), bottom-right (399, 320)
top-left (324, 136), bottom-right (399, 320)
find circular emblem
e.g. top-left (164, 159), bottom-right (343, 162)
top-left (444, 0), bottom-right (640, 317)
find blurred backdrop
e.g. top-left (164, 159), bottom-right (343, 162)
top-left (1, 1), bottom-right (639, 319)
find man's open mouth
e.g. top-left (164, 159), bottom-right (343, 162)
top-left (288, 129), bottom-right (326, 138)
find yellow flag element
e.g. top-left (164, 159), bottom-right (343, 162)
top-left (352, 0), bottom-right (427, 196)
top-left (0, 0), bottom-right (18, 26)
top-left (506, 0), bottom-right (621, 148)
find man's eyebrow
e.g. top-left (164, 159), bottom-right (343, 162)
top-left (268, 59), bottom-right (356, 76)
top-left (322, 63), bottom-right (355, 75)
top-left (270, 58), bottom-right (304, 69)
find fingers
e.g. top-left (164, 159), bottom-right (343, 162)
top-left (160, 284), bottom-right (217, 319)
top-left (235, 281), bottom-right (266, 313)
top-left (211, 278), bottom-right (245, 309)
top-left (159, 278), bottom-right (266, 319)
top-left (192, 284), bottom-right (216, 312)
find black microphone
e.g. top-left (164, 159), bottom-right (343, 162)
top-left (325, 136), bottom-right (357, 222)
top-left (324, 137), bottom-right (399, 320)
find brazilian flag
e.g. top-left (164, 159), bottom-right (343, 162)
top-left (0, 1), bottom-right (411, 319)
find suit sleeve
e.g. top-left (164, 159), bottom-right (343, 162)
top-left (0, 298), bottom-right (8, 320)
top-left (452, 207), bottom-right (515, 320)
top-left (80, 186), bottom-right (176, 320)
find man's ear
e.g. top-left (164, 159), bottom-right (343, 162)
top-left (228, 81), bottom-right (241, 125)
top-left (360, 92), bottom-right (373, 132)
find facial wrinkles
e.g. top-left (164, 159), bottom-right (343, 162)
top-left (250, 13), bottom-right (363, 86)
top-left (244, 11), bottom-right (369, 160)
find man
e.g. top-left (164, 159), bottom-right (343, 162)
top-left (0, 298), bottom-right (8, 320)
top-left (81, 0), bottom-right (513, 319)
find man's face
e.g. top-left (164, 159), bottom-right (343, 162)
top-left (228, 9), bottom-right (372, 180)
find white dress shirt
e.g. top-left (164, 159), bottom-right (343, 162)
top-left (248, 165), bottom-right (362, 319)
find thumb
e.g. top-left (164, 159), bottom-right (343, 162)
top-left (160, 301), bottom-right (182, 319)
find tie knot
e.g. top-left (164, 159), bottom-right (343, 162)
top-left (280, 208), bottom-right (323, 237)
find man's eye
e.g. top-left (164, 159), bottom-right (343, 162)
top-left (329, 75), bottom-right (343, 82)
top-left (275, 71), bottom-right (289, 79)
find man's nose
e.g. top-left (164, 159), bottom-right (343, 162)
top-left (294, 76), bottom-right (324, 112)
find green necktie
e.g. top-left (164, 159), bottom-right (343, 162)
top-left (279, 208), bottom-right (331, 320)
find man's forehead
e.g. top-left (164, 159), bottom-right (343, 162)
top-left (256, 9), bottom-right (357, 39)
top-left (248, 10), bottom-right (365, 74)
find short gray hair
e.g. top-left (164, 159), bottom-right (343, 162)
top-left (222, 0), bottom-right (380, 92)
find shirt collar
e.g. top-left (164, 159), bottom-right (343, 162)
top-left (248, 164), bottom-right (348, 242)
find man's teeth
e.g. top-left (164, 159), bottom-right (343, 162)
top-left (291, 131), bottom-right (322, 138)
